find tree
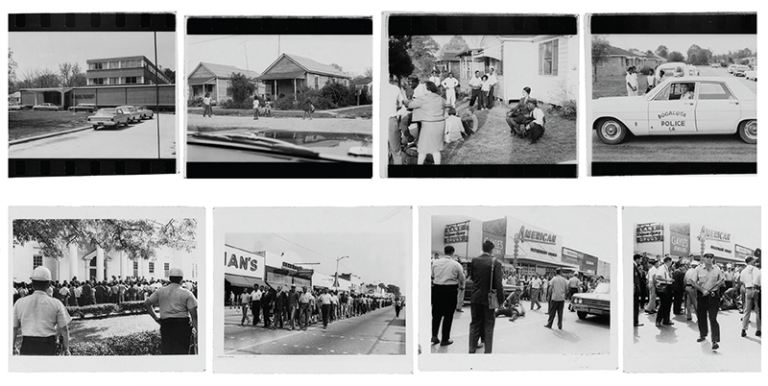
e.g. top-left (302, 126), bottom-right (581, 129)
top-left (389, 35), bottom-right (415, 80)
top-left (13, 219), bottom-right (197, 260)
top-left (59, 62), bottom-right (86, 87)
top-left (591, 35), bottom-right (611, 82)
top-left (386, 284), bottom-right (401, 296)
top-left (667, 51), bottom-right (685, 62)
top-left (227, 72), bottom-right (256, 104)
top-left (646, 50), bottom-right (654, 56)
top-left (330, 63), bottom-right (345, 74)
top-left (8, 48), bottom-right (17, 93)
top-left (35, 68), bottom-right (60, 88)
top-left (163, 68), bottom-right (176, 84)
top-left (407, 35), bottom-right (440, 76)
top-left (363, 67), bottom-right (373, 79)
top-left (656, 45), bottom-right (669, 59)
top-left (442, 35), bottom-right (469, 53)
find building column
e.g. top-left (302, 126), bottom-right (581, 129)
top-left (120, 252), bottom-right (129, 279)
top-left (68, 243), bottom-right (79, 281)
top-left (96, 246), bottom-right (105, 282)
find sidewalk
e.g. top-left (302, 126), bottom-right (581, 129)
top-left (187, 114), bottom-right (371, 134)
top-left (369, 308), bottom-right (406, 355)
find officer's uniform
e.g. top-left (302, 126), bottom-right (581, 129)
top-left (146, 268), bottom-right (198, 354)
top-left (13, 267), bottom-right (72, 355)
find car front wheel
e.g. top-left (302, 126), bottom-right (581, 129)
top-left (738, 119), bottom-right (756, 144)
top-left (577, 311), bottom-right (588, 320)
top-left (596, 118), bottom-right (628, 145)
top-left (93, 125), bottom-right (99, 130)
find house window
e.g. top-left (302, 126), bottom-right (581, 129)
top-left (109, 77), bottom-right (120, 85)
top-left (89, 62), bottom-right (104, 70)
top-left (124, 77), bottom-right (138, 84)
top-left (33, 255), bottom-right (43, 269)
top-left (108, 61), bottom-right (120, 69)
top-left (314, 76), bottom-right (319, 89)
top-left (164, 263), bottom-right (170, 278)
top-left (539, 39), bottom-right (559, 76)
top-left (149, 262), bottom-right (155, 273)
top-left (89, 78), bottom-right (105, 85)
top-left (121, 59), bottom-right (140, 68)
top-left (133, 261), bottom-right (139, 277)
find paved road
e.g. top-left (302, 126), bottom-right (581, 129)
top-left (430, 301), bottom-right (609, 354)
top-left (626, 307), bottom-right (761, 372)
top-left (224, 306), bottom-right (405, 355)
top-left (10, 114), bottom-right (176, 158)
top-left (187, 114), bottom-right (371, 134)
top-left (591, 68), bottom-right (757, 163)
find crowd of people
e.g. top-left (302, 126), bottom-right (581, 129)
top-left (633, 251), bottom-right (762, 351)
top-left (384, 68), bottom-right (547, 165)
top-left (229, 284), bottom-right (401, 331)
top-left (431, 243), bottom-right (604, 353)
top-left (13, 275), bottom-right (198, 307)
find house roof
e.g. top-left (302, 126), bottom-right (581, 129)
top-left (258, 70), bottom-right (307, 81)
top-left (439, 50), bottom-right (463, 61)
top-left (262, 53), bottom-right (351, 79)
top-left (192, 62), bottom-right (261, 79)
top-left (606, 45), bottom-right (636, 57)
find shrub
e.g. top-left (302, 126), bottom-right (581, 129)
top-left (70, 331), bottom-right (164, 356)
top-left (273, 95), bottom-right (299, 110)
top-left (557, 98), bottom-right (577, 120)
top-left (66, 303), bottom-right (119, 319)
top-left (638, 66), bottom-right (654, 76)
top-left (119, 300), bottom-right (147, 314)
top-left (221, 97), bottom-right (260, 110)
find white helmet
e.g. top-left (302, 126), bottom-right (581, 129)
top-left (30, 266), bottom-right (52, 281)
top-left (169, 267), bottom-right (184, 277)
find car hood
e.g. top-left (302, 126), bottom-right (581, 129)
top-left (593, 96), bottom-right (646, 110)
top-left (573, 292), bottom-right (609, 301)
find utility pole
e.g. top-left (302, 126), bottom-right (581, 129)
top-left (335, 255), bottom-right (349, 291)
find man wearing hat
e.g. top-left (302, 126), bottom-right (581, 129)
top-left (287, 284), bottom-right (300, 331)
top-left (692, 253), bottom-right (725, 350)
top-left (740, 256), bottom-right (761, 338)
top-left (144, 267), bottom-right (198, 355)
top-left (13, 266), bottom-right (72, 355)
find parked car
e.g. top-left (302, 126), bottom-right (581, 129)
top-left (135, 105), bottom-right (155, 120)
top-left (710, 63), bottom-right (720, 68)
top-left (9, 104), bottom-right (23, 111)
top-left (87, 108), bottom-right (130, 129)
top-left (32, 103), bottom-right (60, 111)
top-left (117, 105), bottom-right (142, 123)
top-left (571, 283), bottom-right (610, 320)
top-left (732, 65), bottom-right (749, 77)
top-left (592, 76), bottom-right (757, 145)
top-left (728, 64), bottom-right (737, 74)
top-left (745, 66), bottom-right (757, 81)
top-left (654, 62), bottom-right (693, 83)
top-left (68, 103), bottom-right (98, 113)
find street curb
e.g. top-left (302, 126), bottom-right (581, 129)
top-left (10, 125), bottom-right (93, 146)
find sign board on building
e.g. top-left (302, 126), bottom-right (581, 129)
top-left (561, 247), bottom-right (581, 266)
top-left (444, 221), bottom-right (470, 244)
top-left (582, 255), bottom-right (598, 275)
top-left (482, 218), bottom-right (507, 259)
top-left (734, 244), bottom-right (754, 261)
top-left (636, 223), bottom-right (664, 243)
top-left (700, 226), bottom-right (731, 242)
top-left (669, 223), bottom-right (690, 257)
top-left (224, 245), bottom-right (265, 280)
top-left (518, 226), bottom-right (557, 245)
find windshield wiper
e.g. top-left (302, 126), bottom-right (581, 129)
top-left (189, 132), bottom-right (320, 158)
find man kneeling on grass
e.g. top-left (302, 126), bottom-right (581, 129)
top-left (443, 107), bottom-right (468, 144)
top-left (526, 99), bottom-right (546, 144)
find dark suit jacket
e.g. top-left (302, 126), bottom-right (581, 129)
top-left (672, 269), bottom-right (686, 292)
top-left (633, 262), bottom-right (643, 296)
top-left (470, 253), bottom-right (505, 306)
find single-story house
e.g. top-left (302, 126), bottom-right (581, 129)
top-left (187, 62), bottom-right (264, 103)
top-left (9, 91), bottom-right (21, 105)
top-left (455, 38), bottom-right (504, 97)
top-left (257, 53), bottom-right (351, 100)
top-left (499, 35), bottom-right (579, 106)
top-left (434, 50), bottom-right (463, 77)
top-left (595, 45), bottom-right (666, 78)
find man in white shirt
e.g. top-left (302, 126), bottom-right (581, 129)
top-left (645, 259), bottom-right (660, 313)
top-left (431, 246), bottom-right (466, 346)
top-left (684, 264), bottom-right (698, 321)
top-left (741, 256), bottom-right (761, 337)
top-left (318, 289), bottom-right (332, 328)
top-left (250, 286), bottom-right (263, 326)
top-left (441, 72), bottom-right (459, 108)
top-left (384, 74), bottom-right (406, 164)
top-left (530, 274), bottom-right (543, 311)
top-left (14, 267), bottom-right (72, 355)
top-left (626, 66), bottom-right (639, 96)
top-left (468, 70), bottom-right (483, 109)
top-left (428, 70), bottom-right (441, 87)
top-left (486, 67), bottom-right (498, 108)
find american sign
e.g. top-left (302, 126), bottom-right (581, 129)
top-left (700, 226), bottom-right (731, 242)
top-left (636, 223), bottom-right (663, 243)
top-left (444, 221), bottom-right (470, 244)
top-left (518, 226), bottom-right (557, 245)
top-left (224, 245), bottom-right (266, 279)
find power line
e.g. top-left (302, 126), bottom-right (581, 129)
top-left (270, 233), bottom-right (338, 265)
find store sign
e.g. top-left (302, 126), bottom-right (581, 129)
top-left (734, 244), bottom-right (754, 260)
top-left (636, 223), bottom-right (663, 243)
top-left (710, 245), bottom-right (733, 254)
top-left (531, 247), bottom-right (558, 258)
top-left (224, 245), bottom-right (265, 279)
top-left (444, 221), bottom-right (470, 244)
top-left (561, 247), bottom-right (582, 266)
top-left (700, 226), bottom-right (731, 242)
top-left (582, 255), bottom-right (598, 275)
top-left (482, 233), bottom-right (506, 258)
top-left (669, 223), bottom-right (690, 257)
top-left (518, 226), bottom-right (557, 245)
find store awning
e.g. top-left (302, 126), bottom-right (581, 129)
top-left (188, 77), bottom-right (216, 86)
top-left (511, 253), bottom-right (579, 270)
top-left (258, 70), bottom-right (306, 81)
top-left (225, 273), bottom-right (266, 288)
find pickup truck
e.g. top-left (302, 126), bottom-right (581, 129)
top-left (69, 103), bottom-right (98, 113)
top-left (32, 103), bottom-right (60, 111)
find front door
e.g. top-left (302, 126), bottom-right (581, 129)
top-left (694, 81), bottom-right (742, 134)
top-left (647, 82), bottom-right (698, 134)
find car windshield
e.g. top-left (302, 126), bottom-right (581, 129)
top-left (119, 106), bottom-right (135, 111)
top-left (96, 108), bottom-right (116, 115)
top-left (592, 283), bottom-right (610, 294)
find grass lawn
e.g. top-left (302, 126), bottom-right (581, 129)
top-left (188, 105), bottom-right (372, 119)
top-left (68, 313), bottom-right (160, 342)
top-left (8, 110), bottom-right (92, 141)
top-left (443, 101), bottom-right (577, 164)
top-left (592, 74), bottom-right (650, 99)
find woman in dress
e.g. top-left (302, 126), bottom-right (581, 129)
top-left (406, 81), bottom-right (447, 165)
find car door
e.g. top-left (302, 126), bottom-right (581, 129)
top-left (647, 82), bottom-right (698, 134)
top-left (694, 81), bottom-right (742, 134)
top-left (116, 109), bottom-right (125, 122)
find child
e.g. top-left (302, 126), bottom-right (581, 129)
top-left (252, 97), bottom-right (260, 120)
top-left (480, 74), bottom-right (491, 110)
top-left (264, 98), bottom-right (272, 117)
top-left (460, 106), bottom-right (478, 137)
top-left (302, 97), bottom-right (314, 120)
top-left (443, 107), bottom-right (466, 144)
top-left (527, 99), bottom-right (545, 144)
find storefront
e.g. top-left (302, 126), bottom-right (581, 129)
top-left (634, 223), bottom-right (748, 265)
top-left (505, 217), bottom-right (577, 276)
top-left (223, 245), bottom-right (266, 301)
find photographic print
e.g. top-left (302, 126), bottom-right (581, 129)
top-left (383, 14), bottom-right (578, 178)
top-left (419, 206), bottom-right (617, 371)
top-left (8, 14), bottom-right (177, 176)
top-left (185, 17), bottom-right (373, 178)
top-left (624, 207), bottom-right (761, 372)
top-left (214, 207), bottom-right (411, 373)
top-left (588, 13), bottom-right (757, 176)
top-left (9, 207), bottom-right (205, 372)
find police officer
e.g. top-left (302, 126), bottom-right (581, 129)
top-left (144, 267), bottom-right (198, 355)
top-left (13, 266), bottom-right (72, 355)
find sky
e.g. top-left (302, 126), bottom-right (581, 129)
top-left (430, 35), bottom-right (483, 49)
top-left (434, 207), bottom-right (617, 264)
top-left (9, 31), bottom-right (176, 75)
top-left (223, 208), bottom-right (409, 289)
top-left (601, 34), bottom-right (756, 57)
top-left (185, 35), bottom-right (372, 78)
top-left (624, 207), bottom-right (761, 250)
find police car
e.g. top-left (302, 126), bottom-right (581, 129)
top-left (593, 76), bottom-right (757, 145)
